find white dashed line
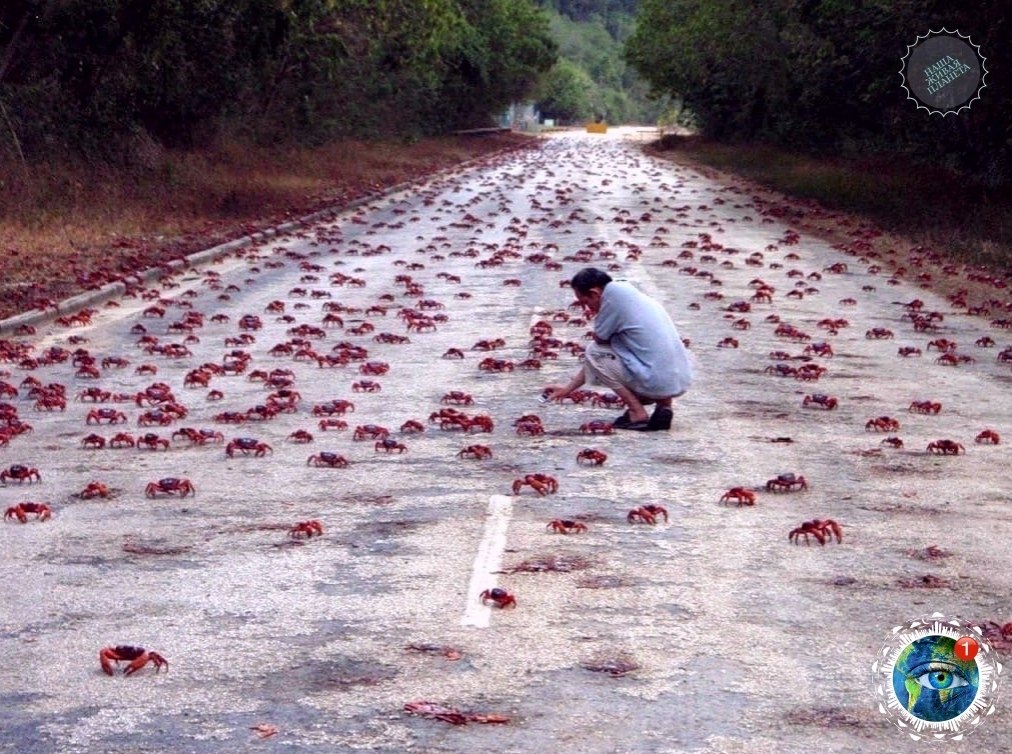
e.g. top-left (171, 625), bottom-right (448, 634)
top-left (461, 494), bottom-right (514, 628)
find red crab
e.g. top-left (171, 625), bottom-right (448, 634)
top-left (172, 428), bottom-right (224, 445)
top-left (136, 433), bottom-right (170, 450)
top-left (441, 391), bottom-right (473, 406)
top-left (880, 436), bottom-right (904, 448)
top-left (478, 357), bottom-right (514, 372)
top-left (400, 420), bottom-right (425, 434)
top-left (627, 504), bottom-right (668, 524)
top-left (353, 424), bottom-right (389, 441)
top-left (511, 474), bottom-right (558, 496)
top-left (288, 429), bottom-right (314, 443)
top-left (590, 393), bottom-right (624, 409)
top-left (908, 400), bottom-right (941, 414)
top-left (478, 587), bottom-right (516, 609)
top-left (802, 394), bottom-right (837, 410)
top-left (318, 419), bottom-right (348, 432)
top-left (86, 408), bottom-right (127, 425)
top-left (4, 502), bottom-right (52, 522)
top-left (457, 444), bottom-right (492, 460)
top-left (514, 419), bottom-right (544, 436)
top-left (579, 420), bottom-right (614, 435)
top-left (789, 519), bottom-right (842, 545)
top-left (720, 488), bottom-right (756, 506)
top-left (897, 347), bottom-right (922, 357)
top-left (138, 410), bottom-right (177, 427)
top-left (547, 519), bottom-right (588, 534)
top-left (865, 416), bottom-right (900, 432)
top-left (765, 473), bottom-right (808, 492)
top-left (1, 465), bottom-right (41, 484)
top-left (927, 439), bottom-right (964, 455)
top-left (226, 438), bottom-right (272, 457)
top-left (865, 328), bottom-right (894, 339)
top-left (307, 452), bottom-right (348, 468)
top-left (927, 338), bottom-right (957, 352)
top-left (290, 520), bottom-right (324, 538)
top-left (402, 700), bottom-right (509, 726)
top-left (312, 399), bottom-right (355, 416)
top-left (77, 387), bottom-right (112, 402)
top-left (576, 449), bottom-right (607, 466)
top-left (375, 438), bottom-right (407, 453)
top-left (975, 429), bottom-right (1000, 445)
top-left (804, 342), bottom-right (834, 357)
top-left (78, 481), bottom-right (111, 499)
top-left (99, 646), bottom-right (168, 676)
top-left (359, 361), bottom-right (390, 376)
top-left (352, 380), bottom-right (381, 393)
top-left (33, 394), bottom-right (66, 411)
top-left (442, 348), bottom-right (465, 360)
top-left (81, 433), bottom-right (107, 449)
top-left (145, 478), bottom-right (195, 497)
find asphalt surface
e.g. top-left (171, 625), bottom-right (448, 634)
top-left (2, 129), bottom-right (1011, 754)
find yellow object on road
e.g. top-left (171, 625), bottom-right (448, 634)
top-left (586, 122), bottom-right (607, 134)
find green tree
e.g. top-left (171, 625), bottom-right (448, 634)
top-left (536, 58), bottom-right (596, 122)
top-left (0, 0), bottom-right (556, 158)
top-left (626, 0), bottom-right (1012, 182)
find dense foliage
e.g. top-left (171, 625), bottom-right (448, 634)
top-left (626, 0), bottom-right (1010, 184)
top-left (534, 0), bottom-right (661, 124)
top-left (0, 0), bottom-right (555, 160)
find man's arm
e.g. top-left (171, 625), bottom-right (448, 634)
top-left (543, 368), bottom-right (586, 401)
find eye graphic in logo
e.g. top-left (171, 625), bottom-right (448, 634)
top-left (873, 614), bottom-right (1002, 741)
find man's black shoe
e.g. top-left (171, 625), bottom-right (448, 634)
top-left (648, 407), bottom-right (673, 431)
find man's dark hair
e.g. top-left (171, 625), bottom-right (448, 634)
top-left (571, 267), bottom-right (613, 295)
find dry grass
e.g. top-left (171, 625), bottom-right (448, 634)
top-left (0, 133), bottom-right (534, 319)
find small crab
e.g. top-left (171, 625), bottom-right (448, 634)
top-left (627, 504), bottom-right (668, 524)
top-left (375, 438), bottom-right (407, 453)
top-left (576, 449), bottom-right (607, 466)
top-left (926, 439), bottom-right (964, 455)
top-left (478, 587), bottom-right (516, 609)
top-left (289, 520), bottom-right (324, 538)
top-left (307, 452), bottom-right (348, 468)
top-left (719, 487), bottom-right (756, 506)
top-left (579, 420), bottom-right (614, 435)
top-left (765, 473), bottom-right (807, 492)
top-left (789, 519), bottom-right (842, 545)
top-left (99, 645), bottom-right (168, 676)
top-left (546, 519), bottom-right (587, 534)
top-left (457, 444), bottom-right (492, 460)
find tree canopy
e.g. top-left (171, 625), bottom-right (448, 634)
top-left (534, 0), bottom-right (661, 124)
top-left (625, 0), bottom-right (1010, 184)
top-left (0, 0), bottom-right (556, 160)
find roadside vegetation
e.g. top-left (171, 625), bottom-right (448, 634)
top-left (0, 1), bottom-right (553, 317)
top-left (652, 135), bottom-right (1012, 277)
top-left (626, 0), bottom-right (1011, 272)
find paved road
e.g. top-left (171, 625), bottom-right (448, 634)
top-left (2, 130), bottom-right (1011, 754)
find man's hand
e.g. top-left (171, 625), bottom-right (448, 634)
top-left (541, 384), bottom-right (570, 402)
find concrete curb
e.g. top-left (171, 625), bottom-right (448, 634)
top-left (0, 138), bottom-right (536, 337)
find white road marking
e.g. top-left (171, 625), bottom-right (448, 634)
top-left (461, 494), bottom-right (514, 628)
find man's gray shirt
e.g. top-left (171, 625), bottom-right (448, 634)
top-left (593, 281), bottom-right (692, 397)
